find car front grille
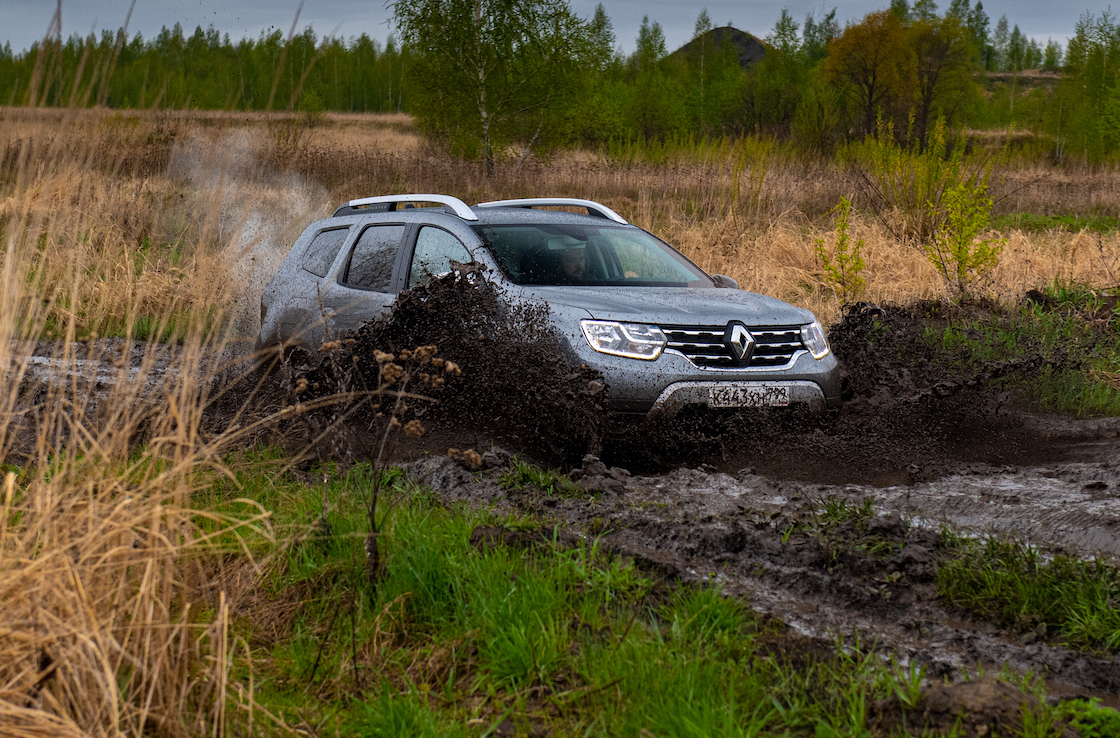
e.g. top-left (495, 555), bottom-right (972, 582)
top-left (661, 324), bottom-right (805, 369)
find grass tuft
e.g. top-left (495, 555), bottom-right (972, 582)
top-left (938, 533), bottom-right (1120, 652)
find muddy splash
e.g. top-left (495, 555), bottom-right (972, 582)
top-left (288, 267), bottom-right (607, 457)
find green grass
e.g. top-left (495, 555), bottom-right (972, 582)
top-left (912, 289), bottom-right (1120, 416)
top-left (498, 457), bottom-right (586, 498)
top-left (784, 497), bottom-right (902, 564)
top-left (937, 533), bottom-right (1120, 652)
top-left (201, 455), bottom-right (1099, 736)
top-left (1060, 698), bottom-right (1120, 737)
top-left (993, 212), bottom-right (1120, 234)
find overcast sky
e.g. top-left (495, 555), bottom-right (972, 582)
top-left (0, 1), bottom-right (1093, 57)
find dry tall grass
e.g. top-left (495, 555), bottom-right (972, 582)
top-left (0, 109), bottom-right (282, 737)
top-left (5, 107), bottom-right (1119, 331)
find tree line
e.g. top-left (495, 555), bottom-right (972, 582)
top-left (1, 1), bottom-right (1117, 164)
top-left (0, 23), bottom-right (408, 112)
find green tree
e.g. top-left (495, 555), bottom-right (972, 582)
top-left (815, 197), bottom-right (867, 302)
top-left (628, 16), bottom-right (687, 139)
top-left (588, 4), bottom-right (616, 70)
top-left (1043, 39), bottom-right (1063, 71)
top-left (1007, 25), bottom-right (1026, 72)
top-left (925, 174), bottom-right (1004, 299)
top-left (966, 1), bottom-right (992, 68)
top-left (912, 0), bottom-right (939, 23)
top-left (802, 7), bottom-right (838, 65)
top-left (633, 15), bottom-right (666, 68)
top-left (391, 0), bottom-right (593, 174)
top-left (991, 15), bottom-right (1009, 70)
top-left (1053, 10), bottom-right (1120, 160)
top-left (756, 9), bottom-right (809, 133)
top-left (909, 15), bottom-right (978, 147)
top-left (825, 10), bottom-right (910, 138)
top-left (691, 8), bottom-right (713, 129)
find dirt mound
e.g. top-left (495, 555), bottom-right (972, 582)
top-left (291, 264), bottom-right (606, 460)
top-left (870, 677), bottom-right (1074, 737)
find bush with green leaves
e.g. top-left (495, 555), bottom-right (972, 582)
top-left (815, 196), bottom-right (867, 303)
top-left (845, 117), bottom-right (1003, 247)
top-left (924, 172), bottom-right (1006, 299)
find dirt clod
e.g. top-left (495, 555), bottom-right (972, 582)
top-left (870, 677), bottom-right (1075, 738)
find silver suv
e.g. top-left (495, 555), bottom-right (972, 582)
top-left (259, 195), bottom-right (841, 419)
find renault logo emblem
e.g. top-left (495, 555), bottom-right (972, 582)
top-left (725, 323), bottom-right (755, 363)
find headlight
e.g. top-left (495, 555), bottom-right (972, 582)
top-left (581, 320), bottom-right (666, 360)
top-left (801, 320), bottom-right (830, 359)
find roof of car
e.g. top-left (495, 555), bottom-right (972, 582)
top-left (329, 195), bottom-right (633, 229)
top-left (470, 207), bottom-right (633, 227)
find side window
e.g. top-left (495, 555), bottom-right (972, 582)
top-left (344, 225), bottom-right (406, 291)
top-left (408, 227), bottom-right (473, 288)
top-left (302, 228), bottom-right (349, 278)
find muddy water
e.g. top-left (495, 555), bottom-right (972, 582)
top-left (409, 427), bottom-right (1120, 701)
top-left (840, 462), bottom-right (1120, 557)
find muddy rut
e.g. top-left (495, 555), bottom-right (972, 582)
top-left (9, 292), bottom-right (1120, 706)
top-left (410, 436), bottom-right (1120, 703)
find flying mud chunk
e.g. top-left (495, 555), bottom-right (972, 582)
top-left (290, 266), bottom-right (607, 460)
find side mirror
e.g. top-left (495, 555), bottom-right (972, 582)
top-left (711, 274), bottom-right (739, 289)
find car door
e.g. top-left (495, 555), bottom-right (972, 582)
top-left (315, 222), bottom-right (409, 342)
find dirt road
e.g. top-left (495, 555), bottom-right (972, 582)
top-left (10, 316), bottom-right (1120, 706)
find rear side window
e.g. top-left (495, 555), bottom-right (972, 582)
top-left (302, 227), bottom-right (349, 278)
top-left (344, 224), bottom-right (406, 291)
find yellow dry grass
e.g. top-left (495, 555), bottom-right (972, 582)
top-left (0, 108), bottom-right (277, 737)
top-left (662, 215), bottom-right (1120, 323)
top-left (6, 105), bottom-right (1119, 331)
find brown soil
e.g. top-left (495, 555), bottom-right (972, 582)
top-left (870, 677), bottom-right (1075, 738)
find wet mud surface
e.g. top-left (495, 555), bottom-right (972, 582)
top-left (9, 293), bottom-right (1120, 710)
top-left (410, 449), bottom-right (1120, 704)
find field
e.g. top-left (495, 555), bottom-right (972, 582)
top-left (2, 107), bottom-right (1120, 736)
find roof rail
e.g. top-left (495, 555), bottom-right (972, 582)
top-left (334, 194), bottom-right (478, 221)
top-left (474, 198), bottom-right (628, 224)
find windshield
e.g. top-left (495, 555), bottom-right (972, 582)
top-left (472, 224), bottom-right (712, 287)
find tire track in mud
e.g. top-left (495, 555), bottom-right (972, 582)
top-left (409, 451), bottom-right (1120, 701)
top-left (12, 294), bottom-right (1120, 702)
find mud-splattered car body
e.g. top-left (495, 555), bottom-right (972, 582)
top-left (259, 195), bottom-right (841, 418)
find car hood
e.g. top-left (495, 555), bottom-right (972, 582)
top-left (518, 286), bottom-right (815, 326)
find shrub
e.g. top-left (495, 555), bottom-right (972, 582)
top-left (815, 196), bottom-right (867, 303)
top-left (924, 174), bottom-right (1005, 299)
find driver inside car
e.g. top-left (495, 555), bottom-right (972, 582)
top-left (560, 246), bottom-right (586, 281)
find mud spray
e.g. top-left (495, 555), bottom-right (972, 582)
top-left (291, 266), bottom-right (607, 458)
top-left (169, 127), bottom-right (329, 351)
top-left (289, 283), bottom-right (1108, 483)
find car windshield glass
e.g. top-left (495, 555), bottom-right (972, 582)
top-left (472, 224), bottom-right (711, 287)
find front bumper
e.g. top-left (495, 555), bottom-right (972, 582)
top-left (565, 332), bottom-right (842, 417)
top-left (648, 380), bottom-right (829, 420)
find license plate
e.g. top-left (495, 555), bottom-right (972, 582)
top-left (708, 384), bottom-right (790, 408)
